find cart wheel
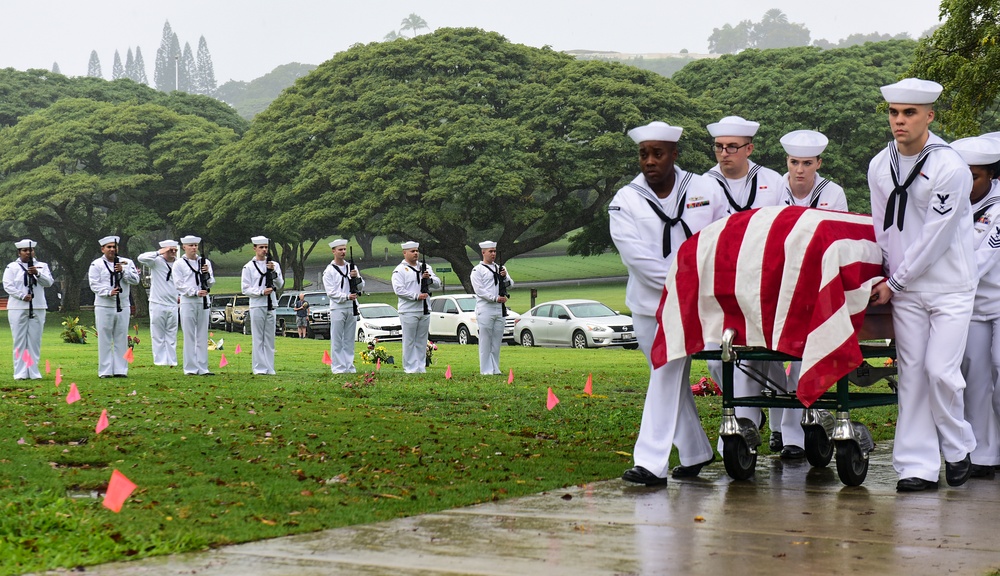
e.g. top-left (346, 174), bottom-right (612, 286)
top-left (803, 426), bottom-right (834, 468)
top-left (835, 440), bottom-right (869, 486)
top-left (722, 435), bottom-right (757, 481)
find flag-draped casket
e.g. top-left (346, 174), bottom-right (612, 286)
top-left (651, 206), bottom-right (885, 406)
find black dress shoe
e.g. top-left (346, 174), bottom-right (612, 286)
top-left (946, 453), bottom-right (972, 486)
top-left (99, 375), bottom-right (113, 379)
top-left (970, 464), bottom-right (995, 479)
top-left (622, 466), bottom-right (669, 486)
top-left (780, 445), bottom-right (806, 460)
top-left (671, 454), bottom-right (716, 478)
top-left (202, 372), bottom-right (216, 376)
top-left (113, 374), bottom-right (127, 378)
top-left (896, 477), bottom-right (939, 492)
top-left (769, 430), bottom-right (783, 452)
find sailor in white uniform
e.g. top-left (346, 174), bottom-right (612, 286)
top-left (952, 136), bottom-right (1000, 478)
top-left (88, 235), bottom-right (140, 378)
top-left (391, 241), bottom-right (441, 374)
top-left (611, 121), bottom-right (728, 485)
top-left (323, 238), bottom-right (365, 374)
top-left (471, 240), bottom-right (513, 375)
top-left (3, 239), bottom-right (54, 379)
top-left (869, 78), bottom-right (977, 492)
top-left (173, 236), bottom-right (215, 375)
top-left (137, 240), bottom-right (180, 367)
top-left (241, 235), bottom-right (283, 375)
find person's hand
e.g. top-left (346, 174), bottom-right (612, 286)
top-left (870, 281), bottom-right (893, 306)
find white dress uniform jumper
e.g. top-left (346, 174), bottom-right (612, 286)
top-left (88, 253), bottom-right (140, 377)
top-left (471, 257), bottom-right (513, 375)
top-left (173, 254), bottom-right (215, 375)
top-left (3, 244), bottom-right (54, 380)
top-left (392, 257), bottom-right (441, 374)
top-left (323, 260), bottom-right (365, 374)
top-left (137, 249), bottom-right (180, 366)
top-left (241, 256), bottom-right (283, 375)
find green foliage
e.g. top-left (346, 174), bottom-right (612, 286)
top-left (708, 9), bottom-right (810, 54)
top-left (59, 316), bottom-right (95, 343)
top-left (214, 63), bottom-right (317, 120)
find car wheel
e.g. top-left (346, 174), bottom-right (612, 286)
top-left (277, 319), bottom-right (286, 336)
top-left (520, 330), bottom-right (534, 347)
top-left (357, 328), bottom-right (366, 343)
top-left (572, 330), bottom-right (588, 349)
top-left (457, 325), bottom-right (472, 345)
top-left (313, 330), bottom-right (325, 340)
top-left (242, 322), bottom-right (249, 336)
top-left (623, 343), bottom-right (639, 350)
top-left (225, 321), bottom-right (232, 332)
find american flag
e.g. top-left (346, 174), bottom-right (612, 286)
top-left (651, 206), bottom-right (885, 406)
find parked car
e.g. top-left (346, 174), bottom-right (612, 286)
top-left (210, 294), bottom-right (235, 329)
top-left (513, 299), bottom-right (638, 349)
top-left (428, 294), bottom-right (520, 345)
top-left (224, 295), bottom-right (250, 333)
top-left (355, 303), bottom-right (402, 342)
top-left (274, 292), bottom-right (331, 339)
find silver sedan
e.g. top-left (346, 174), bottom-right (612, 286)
top-left (513, 299), bottom-right (638, 349)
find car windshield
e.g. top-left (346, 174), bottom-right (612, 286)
top-left (567, 302), bottom-right (616, 318)
top-left (305, 294), bottom-right (329, 306)
top-left (362, 305), bottom-right (397, 319)
top-left (234, 297), bottom-right (249, 306)
top-left (455, 297), bottom-right (476, 313)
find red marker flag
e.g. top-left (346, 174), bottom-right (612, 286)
top-left (66, 383), bottom-right (81, 404)
top-left (55, 368), bottom-right (62, 387)
top-left (546, 387), bottom-right (560, 410)
top-left (123, 348), bottom-right (134, 364)
top-left (102, 470), bottom-right (137, 513)
top-left (507, 368), bottom-right (514, 384)
top-left (96, 409), bottom-right (109, 434)
top-left (376, 358), bottom-right (381, 371)
top-left (445, 365), bottom-right (452, 379)
top-left (219, 353), bottom-right (228, 368)
top-left (584, 373), bottom-right (593, 395)
top-left (322, 350), bottom-right (332, 365)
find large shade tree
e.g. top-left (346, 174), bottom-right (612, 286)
top-left (178, 28), bottom-right (718, 291)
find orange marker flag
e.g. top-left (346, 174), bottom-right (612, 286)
top-left (96, 409), bottom-right (109, 434)
top-left (322, 350), bottom-right (332, 365)
top-left (45, 359), bottom-right (51, 374)
top-left (102, 470), bottom-right (137, 513)
top-left (55, 368), bottom-right (62, 387)
top-left (547, 387), bottom-right (560, 410)
top-left (219, 353), bottom-right (228, 368)
top-left (445, 365), bottom-right (452, 379)
top-left (234, 344), bottom-right (243, 355)
top-left (584, 373), bottom-right (593, 395)
top-left (376, 358), bottom-right (381, 371)
top-left (66, 383), bottom-right (81, 404)
top-left (123, 348), bottom-right (134, 364)
top-left (507, 368), bottom-right (514, 384)
top-left (210, 331), bottom-right (214, 337)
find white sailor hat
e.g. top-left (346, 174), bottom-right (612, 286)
top-left (401, 241), bottom-right (419, 250)
top-left (780, 130), bottom-right (829, 158)
top-left (329, 239), bottom-right (348, 248)
top-left (880, 78), bottom-right (942, 105)
top-left (628, 121), bottom-right (682, 144)
top-left (159, 239), bottom-right (179, 248)
top-left (251, 235), bottom-right (269, 245)
top-left (14, 239), bottom-right (35, 249)
top-left (179, 235), bottom-right (201, 244)
top-left (982, 131), bottom-right (1000, 141)
top-left (99, 235), bottom-right (119, 246)
top-left (707, 116), bottom-right (760, 138)
top-left (950, 136), bottom-right (1000, 166)
top-left (479, 240), bottom-right (497, 250)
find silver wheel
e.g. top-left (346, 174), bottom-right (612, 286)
top-left (520, 330), bottom-right (534, 347)
top-left (357, 328), bottom-right (365, 342)
top-left (572, 330), bottom-right (588, 349)
top-left (457, 325), bottom-right (472, 345)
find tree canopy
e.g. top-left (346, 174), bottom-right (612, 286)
top-left (708, 9), bottom-right (810, 54)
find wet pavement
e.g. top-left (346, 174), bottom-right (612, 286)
top-left (60, 441), bottom-right (1000, 576)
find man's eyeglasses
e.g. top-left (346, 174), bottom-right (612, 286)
top-left (713, 143), bottom-right (751, 154)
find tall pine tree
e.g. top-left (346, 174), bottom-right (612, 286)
top-left (112, 50), bottom-right (125, 80)
top-left (87, 50), bottom-right (102, 78)
top-left (125, 48), bottom-right (136, 80)
top-left (195, 36), bottom-right (217, 95)
top-left (133, 46), bottom-right (148, 85)
top-left (51, 62), bottom-right (61, 74)
top-left (179, 42), bottom-right (196, 92)
top-left (154, 20), bottom-right (179, 91)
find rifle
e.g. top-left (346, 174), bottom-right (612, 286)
top-left (199, 241), bottom-right (211, 310)
top-left (348, 246), bottom-right (361, 316)
top-left (419, 253), bottom-right (431, 315)
top-left (496, 250), bottom-right (509, 318)
top-left (113, 243), bottom-right (122, 313)
top-left (26, 245), bottom-right (35, 319)
top-left (264, 241), bottom-right (275, 311)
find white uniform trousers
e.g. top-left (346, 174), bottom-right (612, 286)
top-left (400, 313), bottom-right (430, 373)
top-left (632, 314), bottom-right (713, 474)
top-left (781, 362), bottom-right (806, 449)
top-left (329, 307), bottom-right (357, 374)
top-left (962, 318), bottom-right (1000, 466)
top-left (476, 310), bottom-right (504, 375)
top-left (149, 302), bottom-right (178, 367)
top-left (9, 309), bottom-right (44, 379)
top-left (249, 307), bottom-right (277, 374)
top-left (893, 290), bottom-right (977, 481)
top-left (707, 355), bottom-right (784, 428)
top-left (179, 301), bottom-right (210, 374)
top-left (95, 306), bottom-right (130, 377)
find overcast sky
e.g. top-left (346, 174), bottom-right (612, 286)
top-left (3, 0), bottom-right (945, 84)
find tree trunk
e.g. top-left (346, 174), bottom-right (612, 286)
top-left (355, 231), bottom-right (376, 261)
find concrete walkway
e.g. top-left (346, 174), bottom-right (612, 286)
top-left (62, 442), bottom-right (1000, 576)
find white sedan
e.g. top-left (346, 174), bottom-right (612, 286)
top-left (356, 303), bottom-right (403, 342)
top-left (514, 299), bottom-right (638, 349)
top-left (428, 294), bottom-right (520, 345)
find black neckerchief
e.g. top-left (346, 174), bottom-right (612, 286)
top-left (707, 164), bottom-right (761, 212)
top-left (331, 261), bottom-right (349, 289)
top-left (252, 259), bottom-right (268, 286)
top-left (183, 257), bottom-right (200, 286)
top-left (784, 176), bottom-right (831, 209)
top-left (884, 142), bottom-right (948, 231)
top-left (627, 171), bottom-right (694, 257)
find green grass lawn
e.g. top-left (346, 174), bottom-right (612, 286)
top-left (0, 310), bottom-right (898, 574)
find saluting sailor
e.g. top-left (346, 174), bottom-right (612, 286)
top-left (391, 241), bottom-right (441, 374)
top-left (869, 78), bottom-right (977, 492)
top-left (3, 239), bottom-right (54, 380)
top-left (323, 238), bottom-right (365, 374)
top-left (137, 240), bottom-right (180, 367)
top-left (241, 236), bottom-right (283, 375)
top-left (471, 240), bottom-right (513, 375)
top-left (173, 236), bottom-right (215, 375)
top-left (611, 121), bottom-right (728, 486)
top-left (88, 235), bottom-right (140, 378)
top-left (952, 136), bottom-right (1000, 479)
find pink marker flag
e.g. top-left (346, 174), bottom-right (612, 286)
top-left (547, 387), bottom-right (560, 410)
top-left (234, 344), bottom-right (243, 355)
top-left (322, 350), bottom-right (332, 365)
top-left (55, 368), bottom-right (63, 387)
top-left (96, 409), bottom-right (109, 434)
top-left (45, 359), bottom-right (51, 374)
top-left (376, 358), bottom-right (381, 371)
top-left (445, 365), bottom-right (452, 379)
top-left (123, 348), bottom-right (134, 364)
top-left (66, 383), bottom-right (81, 404)
top-left (219, 353), bottom-right (228, 368)
top-left (13, 347), bottom-right (19, 360)
top-left (102, 470), bottom-right (137, 513)
top-left (584, 373), bottom-right (593, 395)
top-left (507, 368), bottom-right (514, 384)
top-left (785, 362), bottom-right (792, 376)
top-left (22, 349), bottom-right (34, 367)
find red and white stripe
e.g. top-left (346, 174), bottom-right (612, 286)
top-left (652, 206), bottom-right (885, 406)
